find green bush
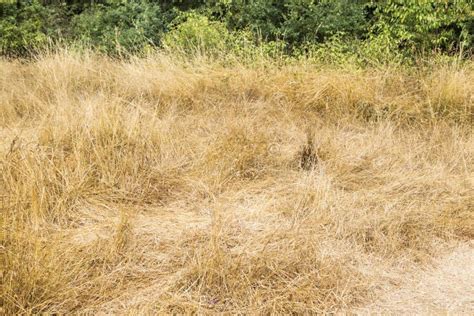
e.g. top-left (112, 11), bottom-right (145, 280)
top-left (206, 0), bottom-right (367, 47)
top-left (372, 0), bottom-right (473, 54)
top-left (0, 0), bottom-right (471, 58)
top-left (218, 0), bottom-right (286, 41)
top-left (163, 12), bottom-right (230, 54)
top-left (71, 0), bottom-right (168, 54)
top-left (283, 0), bottom-right (367, 44)
top-left (163, 12), bottom-right (288, 59)
top-left (0, 1), bottom-right (50, 55)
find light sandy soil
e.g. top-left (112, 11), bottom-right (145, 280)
top-left (358, 242), bottom-right (474, 314)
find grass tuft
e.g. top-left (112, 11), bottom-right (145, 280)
top-left (0, 51), bottom-right (472, 313)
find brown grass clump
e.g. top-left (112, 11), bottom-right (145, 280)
top-left (0, 51), bottom-right (473, 314)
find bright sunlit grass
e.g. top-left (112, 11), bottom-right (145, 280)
top-left (1, 51), bottom-right (473, 313)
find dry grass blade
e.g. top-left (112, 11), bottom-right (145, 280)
top-left (0, 51), bottom-right (473, 314)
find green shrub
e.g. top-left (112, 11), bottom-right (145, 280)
top-left (372, 0), bottom-right (473, 54)
top-left (206, 0), bottom-right (367, 47)
top-left (163, 12), bottom-right (288, 60)
top-left (0, 1), bottom-right (50, 55)
top-left (282, 0), bottom-right (367, 44)
top-left (163, 12), bottom-right (230, 54)
top-left (71, 0), bottom-right (168, 54)
top-left (0, 0), bottom-right (472, 59)
top-left (219, 0), bottom-right (286, 41)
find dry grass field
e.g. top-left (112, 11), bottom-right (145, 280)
top-left (1, 52), bottom-right (473, 314)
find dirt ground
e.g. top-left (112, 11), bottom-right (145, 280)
top-left (358, 242), bottom-right (474, 314)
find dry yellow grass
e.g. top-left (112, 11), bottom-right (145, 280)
top-left (0, 52), bottom-right (473, 314)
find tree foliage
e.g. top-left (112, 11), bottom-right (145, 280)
top-left (0, 0), bottom-right (472, 57)
top-left (71, 0), bottom-right (168, 54)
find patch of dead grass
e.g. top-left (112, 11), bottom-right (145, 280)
top-left (1, 52), bottom-right (472, 314)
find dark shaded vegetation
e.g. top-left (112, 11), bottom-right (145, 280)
top-left (1, 0), bottom-right (472, 59)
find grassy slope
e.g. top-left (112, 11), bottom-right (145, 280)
top-left (0, 52), bottom-right (473, 313)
